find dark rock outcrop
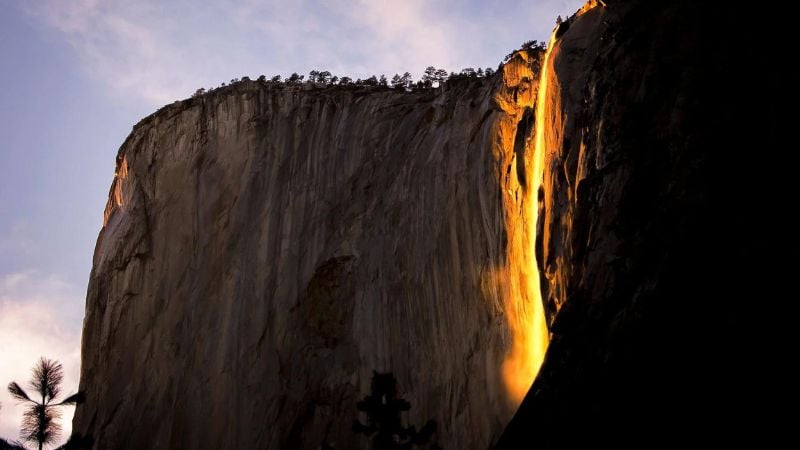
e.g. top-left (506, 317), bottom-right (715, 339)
top-left (499, 0), bottom-right (787, 447)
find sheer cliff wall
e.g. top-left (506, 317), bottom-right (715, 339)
top-left (74, 55), bottom-right (544, 449)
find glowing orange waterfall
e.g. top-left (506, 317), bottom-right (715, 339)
top-left (501, 28), bottom-right (558, 404)
top-left (501, 0), bottom-right (601, 405)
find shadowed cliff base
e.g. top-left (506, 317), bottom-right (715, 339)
top-left (497, 0), bottom-right (789, 447)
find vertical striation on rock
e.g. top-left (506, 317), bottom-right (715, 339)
top-left (75, 53), bottom-right (549, 449)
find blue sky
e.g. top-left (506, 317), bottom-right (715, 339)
top-left (0, 0), bottom-right (583, 445)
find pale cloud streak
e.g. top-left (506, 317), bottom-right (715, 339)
top-left (23, 0), bottom-right (584, 109)
top-left (0, 272), bottom-right (82, 447)
top-left (24, 0), bottom-right (199, 106)
top-left (335, 0), bottom-right (458, 75)
top-left (236, 0), bottom-right (459, 77)
top-left (0, 222), bottom-right (38, 264)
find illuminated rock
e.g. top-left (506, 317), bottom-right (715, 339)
top-left (75, 60), bottom-right (549, 448)
top-left (498, 1), bottom-right (784, 447)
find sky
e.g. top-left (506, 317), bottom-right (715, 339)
top-left (0, 0), bottom-right (583, 445)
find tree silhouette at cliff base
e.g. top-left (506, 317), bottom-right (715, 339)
top-left (353, 372), bottom-right (440, 450)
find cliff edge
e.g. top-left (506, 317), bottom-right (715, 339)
top-left (75, 52), bottom-right (545, 449)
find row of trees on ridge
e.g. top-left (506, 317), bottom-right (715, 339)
top-left (191, 38), bottom-right (551, 98)
top-left (193, 65), bottom-right (499, 97)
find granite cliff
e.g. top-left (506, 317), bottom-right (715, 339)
top-left (74, 47), bottom-right (547, 449)
top-left (75, 0), bottom-right (788, 448)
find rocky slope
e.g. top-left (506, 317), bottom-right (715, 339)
top-left (74, 52), bottom-right (547, 449)
top-left (498, 0), bottom-right (787, 447)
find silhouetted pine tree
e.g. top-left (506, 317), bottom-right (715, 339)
top-left (7, 358), bottom-right (85, 450)
top-left (353, 372), bottom-right (439, 450)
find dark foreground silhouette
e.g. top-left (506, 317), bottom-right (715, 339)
top-left (2, 358), bottom-right (90, 450)
top-left (352, 372), bottom-right (441, 450)
top-left (0, 434), bottom-right (93, 450)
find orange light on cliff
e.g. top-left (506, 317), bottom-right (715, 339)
top-left (501, 0), bottom-right (601, 405)
top-left (103, 156), bottom-right (128, 226)
top-left (501, 27), bottom-right (556, 404)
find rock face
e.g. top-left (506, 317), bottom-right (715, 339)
top-left (499, 1), bottom-right (787, 447)
top-left (74, 55), bottom-right (547, 449)
top-left (77, 2), bottom-right (789, 447)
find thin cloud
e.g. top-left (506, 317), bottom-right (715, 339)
top-left (0, 272), bottom-right (82, 447)
top-left (234, 0), bottom-right (458, 78)
top-left (24, 0), bottom-right (197, 106)
top-left (0, 222), bottom-right (38, 263)
top-left (23, 0), bottom-right (583, 109)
